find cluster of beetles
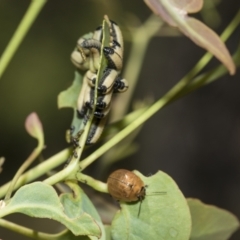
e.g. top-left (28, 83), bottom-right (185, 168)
top-left (71, 19), bottom-right (128, 145)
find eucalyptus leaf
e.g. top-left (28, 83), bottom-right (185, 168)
top-left (58, 71), bottom-right (83, 109)
top-left (58, 71), bottom-right (84, 138)
top-left (60, 187), bottom-right (105, 240)
top-left (49, 229), bottom-right (91, 240)
top-left (0, 182), bottom-right (101, 238)
top-left (111, 170), bottom-right (191, 240)
top-left (104, 225), bottom-right (112, 240)
top-left (144, 0), bottom-right (236, 75)
top-left (25, 112), bottom-right (44, 143)
top-left (188, 198), bottom-right (239, 240)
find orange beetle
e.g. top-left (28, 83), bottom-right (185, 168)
top-left (107, 169), bottom-right (146, 202)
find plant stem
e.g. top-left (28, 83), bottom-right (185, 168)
top-left (0, 218), bottom-right (77, 240)
top-left (0, 148), bottom-right (70, 199)
top-left (0, 0), bottom-right (47, 78)
top-left (75, 173), bottom-right (108, 193)
top-left (43, 154), bottom-right (78, 185)
top-left (4, 144), bottom-right (43, 201)
top-left (0, 218), bottom-right (53, 240)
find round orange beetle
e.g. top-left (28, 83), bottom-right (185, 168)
top-left (107, 169), bottom-right (146, 202)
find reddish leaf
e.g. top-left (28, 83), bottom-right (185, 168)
top-left (144, 0), bottom-right (236, 75)
top-left (25, 112), bottom-right (44, 142)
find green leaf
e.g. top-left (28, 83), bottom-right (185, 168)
top-left (49, 229), bottom-right (91, 240)
top-left (0, 182), bottom-right (101, 238)
top-left (58, 71), bottom-right (83, 109)
top-left (188, 198), bottom-right (239, 240)
top-left (60, 187), bottom-right (106, 240)
top-left (111, 171), bottom-right (191, 240)
top-left (58, 71), bottom-right (84, 137)
top-left (104, 225), bottom-right (112, 240)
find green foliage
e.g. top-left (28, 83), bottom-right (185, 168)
top-left (188, 198), bottom-right (239, 240)
top-left (0, 182), bottom-right (101, 238)
top-left (58, 71), bottom-right (83, 110)
top-left (58, 71), bottom-right (84, 137)
top-left (50, 230), bottom-right (91, 240)
top-left (60, 186), bottom-right (105, 239)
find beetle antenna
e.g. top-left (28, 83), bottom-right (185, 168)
top-left (146, 191), bottom-right (167, 196)
top-left (137, 200), bottom-right (143, 218)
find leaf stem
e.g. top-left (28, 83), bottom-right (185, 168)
top-left (4, 144), bottom-right (44, 201)
top-left (0, 0), bottom-right (47, 78)
top-left (0, 148), bottom-right (70, 199)
top-left (75, 173), bottom-right (108, 193)
top-left (0, 218), bottom-right (79, 240)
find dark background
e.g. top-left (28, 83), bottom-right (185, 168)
top-left (0, 0), bottom-right (240, 239)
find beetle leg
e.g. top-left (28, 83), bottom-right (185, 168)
top-left (94, 104), bottom-right (111, 119)
top-left (113, 76), bottom-right (129, 93)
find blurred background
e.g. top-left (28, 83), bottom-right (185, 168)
top-left (0, 0), bottom-right (240, 239)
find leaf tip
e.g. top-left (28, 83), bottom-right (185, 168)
top-left (25, 112), bottom-right (44, 142)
